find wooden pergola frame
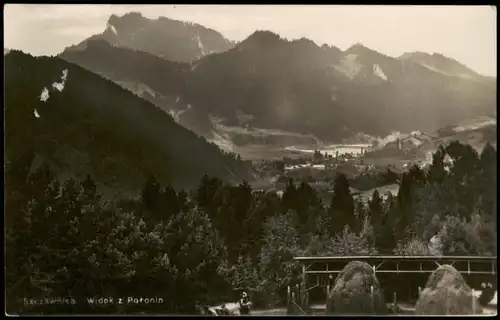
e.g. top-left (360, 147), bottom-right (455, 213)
top-left (293, 255), bottom-right (497, 307)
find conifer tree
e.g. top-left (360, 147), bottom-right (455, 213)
top-left (427, 145), bottom-right (447, 184)
top-left (329, 173), bottom-right (355, 236)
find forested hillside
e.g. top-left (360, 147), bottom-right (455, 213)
top-left (4, 50), bottom-right (252, 195)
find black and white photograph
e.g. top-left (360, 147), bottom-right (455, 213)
top-left (4, 4), bottom-right (497, 316)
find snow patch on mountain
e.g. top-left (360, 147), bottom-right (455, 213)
top-left (39, 69), bottom-right (68, 104)
top-left (195, 34), bottom-right (206, 56)
top-left (168, 109), bottom-right (185, 123)
top-left (115, 81), bottom-right (156, 98)
top-left (40, 87), bottom-right (50, 102)
top-left (191, 62), bottom-right (199, 71)
top-left (168, 104), bottom-right (191, 123)
top-left (419, 63), bottom-right (452, 76)
top-left (52, 69), bottom-right (68, 92)
top-left (135, 83), bottom-right (156, 98)
top-left (35, 70), bottom-right (70, 118)
top-left (373, 64), bottom-right (387, 80)
top-left (106, 21), bottom-right (118, 35)
top-left (333, 53), bottom-right (362, 79)
top-left (209, 130), bottom-right (234, 152)
top-left (418, 62), bottom-right (476, 80)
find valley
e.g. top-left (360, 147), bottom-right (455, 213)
top-left (238, 114), bottom-right (496, 198)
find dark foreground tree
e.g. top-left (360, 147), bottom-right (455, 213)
top-left (329, 173), bottom-right (355, 236)
top-left (5, 167), bottom-right (231, 315)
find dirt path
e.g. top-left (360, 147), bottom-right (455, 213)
top-left (250, 300), bottom-right (497, 316)
top-left (250, 308), bottom-right (287, 316)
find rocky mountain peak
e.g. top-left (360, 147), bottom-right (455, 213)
top-left (63, 12), bottom-right (234, 63)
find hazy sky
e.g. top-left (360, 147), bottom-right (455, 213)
top-left (4, 4), bottom-right (497, 76)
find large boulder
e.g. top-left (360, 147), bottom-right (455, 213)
top-left (325, 261), bottom-right (388, 315)
top-left (415, 264), bottom-right (483, 315)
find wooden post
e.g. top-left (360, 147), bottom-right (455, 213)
top-left (302, 263), bottom-right (308, 309)
top-left (306, 291), bottom-right (310, 314)
top-left (287, 285), bottom-right (291, 306)
top-left (296, 284), bottom-right (300, 305)
top-left (393, 292), bottom-right (397, 314)
top-left (370, 285), bottom-right (374, 313)
top-left (302, 263), bottom-right (306, 288)
top-left (472, 289), bottom-right (476, 314)
top-left (444, 289), bottom-right (448, 315)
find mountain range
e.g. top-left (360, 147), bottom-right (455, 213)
top-left (4, 50), bottom-right (253, 196)
top-left (60, 12), bottom-right (496, 150)
top-left (5, 12), bottom-right (496, 194)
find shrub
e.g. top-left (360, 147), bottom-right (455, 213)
top-left (437, 213), bottom-right (495, 256)
top-left (393, 236), bottom-right (431, 256)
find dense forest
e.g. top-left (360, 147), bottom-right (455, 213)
top-left (5, 140), bottom-right (496, 315)
top-left (4, 51), bottom-right (252, 195)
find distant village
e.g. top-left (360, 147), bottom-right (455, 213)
top-left (253, 130), bottom-right (449, 203)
